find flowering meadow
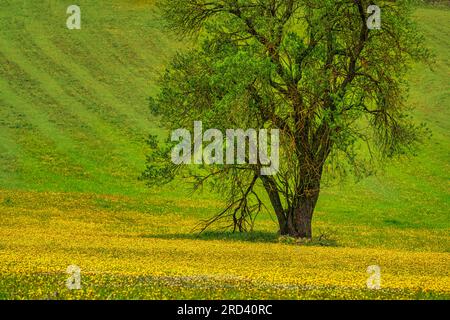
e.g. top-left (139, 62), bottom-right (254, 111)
top-left (0, 1), bottom-right (448, 299)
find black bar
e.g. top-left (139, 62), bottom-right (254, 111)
top-left (0, 300), bottom-right (446, 318)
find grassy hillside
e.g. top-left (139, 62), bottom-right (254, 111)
top-left (0, 0), bottom-right (178, 195)
top-left (0, 1), bottom-right (448, 299)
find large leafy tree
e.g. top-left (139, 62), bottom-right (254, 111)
top-left (142, 0), bottom-right (429, 238)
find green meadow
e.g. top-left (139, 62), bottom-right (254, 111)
top-left (0, 1), bottom-right (448, 299)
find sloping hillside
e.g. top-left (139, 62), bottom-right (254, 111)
top-left (0, 0), bottom-right (178, 194)
top-left (0, 2), bottom-right (449, 239)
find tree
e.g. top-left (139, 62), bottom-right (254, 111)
top-left (142, 0), bottom-right (430, 239)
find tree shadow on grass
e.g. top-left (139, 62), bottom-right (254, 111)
top-left (139, 230), bottom-right (340, 246)
top-left (140, 230), bottom-right (279, 243)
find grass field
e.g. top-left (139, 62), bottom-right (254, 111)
top-left (0, 1), bottom-right (449, 299)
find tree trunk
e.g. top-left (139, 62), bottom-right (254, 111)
top-left (287, 188), bottom-right (320, 239)
top-left (261, 175), bottom-right (288, 235)
top-left (261, 173), bottom-right (322, 239)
